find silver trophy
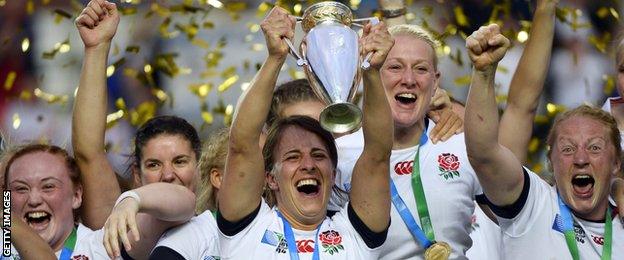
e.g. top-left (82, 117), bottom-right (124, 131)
top-left (285, 1), bottom-right (378, 134)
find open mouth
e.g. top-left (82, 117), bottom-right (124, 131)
top-left (24, 211), bottom-right (51, 230)
top-left (395, 93), bottom-right (417, 105)
top-left (296, 179), bottom-right (320, 196)
top-left (571, 174), bottom-right (595, 196)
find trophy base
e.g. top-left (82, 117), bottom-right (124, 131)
top-left (320, 102), bottom-right (362, 134)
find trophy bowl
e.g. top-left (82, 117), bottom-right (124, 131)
top-left (299, 1), bottom-right (363, 134)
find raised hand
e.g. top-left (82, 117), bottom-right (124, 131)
top-left (466, 24), bottom-right (510, 71)
top-left (75, 0), bottom-right (120, 49)
top-left (360, 21), bottom-right (395, 70)
top-left (103, 197), bottom-right (141, 258)
top-left (260, 6), bottom-right (296, 60)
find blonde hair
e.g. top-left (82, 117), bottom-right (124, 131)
top-left (388, 24), bottom-right (441, 69)
top-left (195, 128), bottom-right (229, 214)
top-left (546, 105), bottom-right (622, 171)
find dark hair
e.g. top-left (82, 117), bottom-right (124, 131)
top-left (266, 79), bottom-right (321, 127)
top-left (134, 115), bottom-right (201, 164)
top-left (4, 144), bottom-right (81, 190)
top-left (262, 116), bottom-right (337, 173)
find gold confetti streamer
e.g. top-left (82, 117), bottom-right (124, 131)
top-left (115, 98), bottom-right (127, 110)
top-left (454, 75), bottom-right (471, 86)
top-left (152, 88), bottom-right (169, 103)
top-left (126, 46), bottom-right (140, 53)
top-left (118, 6), bottom-right (138, 15)
top-left (175, 20), bottom-right (200, 40)
top-left (189, 83), bottom-right (212, 98)
top-left (453, 6), bottom-right (469, 27)
top-left (12, 113), bottom-right (21, 129)
top-left (21, 38), bottom-right (30, 52)
top-left (602, 75), bottom-right (615, 94)
top-left (218, 75), bottom-right (238, 92)
top-left (43, 39), bottom-right (70, 59)
top-left (207, 0), bottom-right (223, 8)
top-left (106, 65), bottom-right (115, 77)
top-left (251, 43), bottom-right (264, 51)
top-left (528, 137), bottom-right (540, 153)
top-left (223, 104), bottom-right (234, 125)
top-left (129, 101), bottom-right (156, 126)
top-left (4, 71), bottom-right (17, 91)
top-left (19, 90), bottom-right (32, 100)
top-left (201, 111), bottom-right (214, 124)
top-left (588, 32), bottom-right (611, 53)
top-left (34, 88), bottom-right (69, 105)
top-left (53, 9), bottom-right (72, 24)
top-left (26, 0), bottom-right (34, 15)
top-left (191, 38), bottom-right (210, 49)
top-left (106, 110), bottom-right (124, 129)
top-left (256, 2), bottom-right (273, 18)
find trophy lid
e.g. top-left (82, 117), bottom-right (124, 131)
top-left (301, 1), bottom-right (353, 33)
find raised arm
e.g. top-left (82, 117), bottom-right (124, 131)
top-left (103, 183), bottom-right (196, 259)
top-left (350, 22), bottom-right (394, 232)
top-left (499, 0), bottom-right (557, 163)
top-left (72, 0), bottom-right (121, 229)
top-left (378, 0), bottom-right (407, 27)
top-left (219, 7), bottom-right (295, 222)
top-left (465, 24), bottom-right (524, 206)
top-left (12, 218), bottom-right (56, 260)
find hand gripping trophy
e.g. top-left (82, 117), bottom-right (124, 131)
top-left (285, 1), bottom-right (378, 133)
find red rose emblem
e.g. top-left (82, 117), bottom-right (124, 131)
top-left (438, 153), bottom-right (459, 171)
top-left (319, 230), bottom-right (342, 246)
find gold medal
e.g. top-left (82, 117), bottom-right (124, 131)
top-left (424, 241), bottom-right (451, 260)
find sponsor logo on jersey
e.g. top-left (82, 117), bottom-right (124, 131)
top-left (591, 235), bottom-right (604, 245)
top-left (437, 153), bottom-right (460, 180)
top-left (71, 256), bottom-right (89, 260)
top-left (261, 230), bottom-right (323, 254)
top-left (394, 160), bottom-right (413, 175)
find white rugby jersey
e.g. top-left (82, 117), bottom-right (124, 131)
top-left (218, 200), bottom-right (382, 259)
top-left (466, 202), bottom-right (502, 260)
top-left (330, 119), bottom-right (483, 259)
top-left (494, 169), bottom-right (623, 260)
top-left (154, 211), bottom-right (220, 259)
top-left (4, 223), bottom-right (110, 260)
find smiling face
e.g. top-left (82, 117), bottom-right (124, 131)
top-left (267, 125), bottom-right (335, 227)
top-left (7, 152), bottom-right (82, 252)
top-left (136, 134), bottom-right (198, 189)
top-left (550, 116), bottom-right (620, 220)
top-left (381, 33), bottom-right (439, 130)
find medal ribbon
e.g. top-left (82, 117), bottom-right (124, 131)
top-left (276, 211), bottom-right (321, 260)
top-left (557, 195), bottom-right (612, 260)
top-left (59, 227), bottom-right (78, 260)
top-left (390, 122), bottom-right (436, 248)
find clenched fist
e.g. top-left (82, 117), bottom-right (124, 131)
top-left (75, 0), bottom-right (119, 49)
top-left (465, 24), bottom-right (510, 71)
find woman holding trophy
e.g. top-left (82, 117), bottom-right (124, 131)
top-left (217, 5), bottom-right (396, 259)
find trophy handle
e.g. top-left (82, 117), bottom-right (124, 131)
top-left (283, 38), bottom-right (306, 66)
top-left (282, 16), bottom-right (306, 67)
top-left (352, 17), bottom-right (379, 70)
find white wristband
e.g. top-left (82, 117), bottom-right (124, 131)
top-left (114, 190), bottom-right (141, 207)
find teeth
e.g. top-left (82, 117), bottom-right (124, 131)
top-left (27, 212), bottom-right (49, 219)
top-left (297, 179), bottom-right (318, 187)
top-left (397, 93), bottom-right (416, 99)
top-left (574, 175), bottom-right (592, 180)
